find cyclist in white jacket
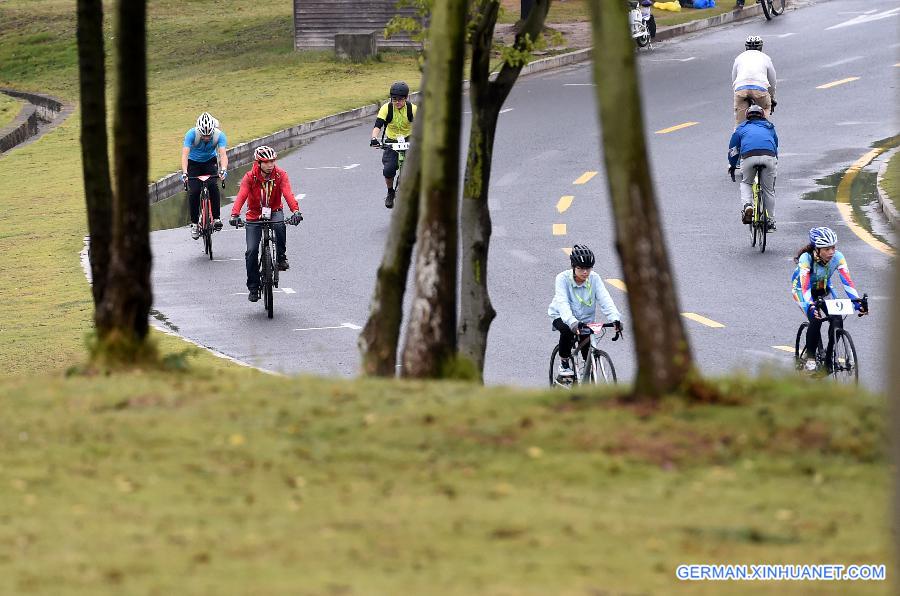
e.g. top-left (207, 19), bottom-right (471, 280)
top-left (732, 35), bottom-right (777, 125)
top-left (548, 245), bottom-right (623, 380)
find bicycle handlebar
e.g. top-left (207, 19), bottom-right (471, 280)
top-left (577, 322), bottom-right (623, 342)
top-left (813, 293), bottom-right (869, 316)
top-left (183, 174), bottom-right (227, 191)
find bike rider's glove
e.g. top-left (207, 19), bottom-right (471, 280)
top-left (728, 165), bottom-right (736, 181)
top-left (370, 137), bottom-right (380, 147)
top-left (287, 211), bottom-right (303, 226)
top-left (229, 215), bottom-right (243, 228)
top-left (181, 172), bottom-right (189, 188)
top-left (219, 169), bottom-right (228, 180)
top-left (770, 99), bottom-right (777, 113)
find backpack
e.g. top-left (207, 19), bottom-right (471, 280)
top-left (385, 102), bottom-right (414, 125)
top-left (191, 127), bottom-right (221, 147)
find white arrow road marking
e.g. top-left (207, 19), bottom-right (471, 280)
top-left (826, 7), bottom-right (900, 30)
top-left (343, 163), bottom-right (360, 170)
top-left (304, 164), bottom-right (360, 170)
top-left (773, 33), bottom-right (797, 38)
top-left (563, 83), bottom-right (596, 86)
top-left (293, 322), bottom-right (362, 332)
top-left (647, 57), bottom-right (697, 62)
top-left (821, 56), bottom-right (864, 68)
top-left (500, 108), bottom-right (514, 114)
top-left (212, 258), bottom-right (243, 262)
top-left (772, 346), bottom-right (795, 353)
top-left (281, 288), bottom-right (296, 294)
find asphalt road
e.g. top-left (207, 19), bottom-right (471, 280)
top-left (150, 0), bottom-right (898, 390)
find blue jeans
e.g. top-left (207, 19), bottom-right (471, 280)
top-left (244, 211), bottom-right (286, 291)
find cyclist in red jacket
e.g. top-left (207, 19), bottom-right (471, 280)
top-left (229, 146), bottom-right (303, 302)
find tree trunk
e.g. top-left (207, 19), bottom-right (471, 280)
top-left (401, 0), bottom-right (467, 378)
top-left (359, 118), bottom-right (423, 376)
top-left (891, 256), bottom-right (900, 577)
top-left (76, 0), bottom-right (113, 314)
top-left (588, 0), bottom-right (694, 398)
top-left (457, 0), bottom-right (550, 381)
top-left (96, 0), bottom-right (153, 355)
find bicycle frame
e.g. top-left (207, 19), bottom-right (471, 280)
top-left (377, 139), bottom-right (410, 192)
top-left (245, 218), bottom-right (281, 319)
top-left (550, 323), bottom-right (620, 387)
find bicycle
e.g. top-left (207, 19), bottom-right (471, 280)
top-left (731, 164), bottom-right (770, 253)
top-left (185, 174), bottom-right (225, 260)
top-left (374, 136), bottom-right (411, 196)
top-left (760, 0), bottom-right (785, 21)
top-left (549, 322), bottom-right (622, 388)
top-left (794, 294), bottom-right (868, 384)
top-left (232, 216), bottom-right (283, 319)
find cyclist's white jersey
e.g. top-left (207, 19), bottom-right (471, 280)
top-left (548, 270), bottom-right (621, 327)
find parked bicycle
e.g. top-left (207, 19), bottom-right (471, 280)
top-left (232, 214), bottom-right (301, 319)
top-left (185, 174), bottom-right (225, 260)
top-left (549, 322), bottom-right (621, 388)
top-left (794, 294), bottom-right (868, 384)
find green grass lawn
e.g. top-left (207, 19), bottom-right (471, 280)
top-left (0, 92), bottom-right (23, 130)
top-left (0, 371), bottom-right (889, 595)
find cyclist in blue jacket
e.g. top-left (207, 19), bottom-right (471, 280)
top-left (181, 112), bottom-right (229, 239)
top-left (728, 104), bottom-right (778, 230)
top-left (548, 245), bottom-right (623, 381)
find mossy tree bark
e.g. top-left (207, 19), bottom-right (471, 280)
top-left (401, 0), bottom-right (467, 378)
top-left (891, 254), bottom-right (900, 572)
top-left (457, 0), bottom-right (551, 382)
top-left (359, 111), bottom-right (423, 376)
top-left (76, 0), bottom-right (113, 315)
top-left (95, 0), bottom-right (153, 357)
top-left (587, 0), bottom-right (694, 397)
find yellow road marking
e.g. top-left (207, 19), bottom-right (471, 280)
top-left (835, 149), bottom-right (895, 256)
top-left (816, 76), bottom-right (860, 89)
top-left (772, 345), bottom-right (795, 353)
top-left (573, 171), bottom-right (597, 185)
top-left (605, 278), bottom-right (627, 292)
top-left (895, 63), bottom-right (900, 67)
top-left (556, 195), bottom-right (574, 213)
top-left (562, 247), bottom-right (572, 256)
top-left (655, 121), bottom-right (699, 134)
top-left (681, 312), bottom-right (725, 328)
top-left (552, 223), bottom-right (567, 236)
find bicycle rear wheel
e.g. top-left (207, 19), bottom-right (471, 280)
top-left (590, 350), bottom-right (618, 384)
top-left (794, 322), bottom-right (809, 368)
top-left (831, 329), bottom-right (858, 384)
top-left (761, 0), bottom-right (772, 20)
top-left (770, 0), bottom-right (785, 15)
top-left (759, 218), bottom-right (767, 253)
top-left (204, 228), bottom-right (213, 260)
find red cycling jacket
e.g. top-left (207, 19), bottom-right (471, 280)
top-left (231, 162), bottom-right (300, 222)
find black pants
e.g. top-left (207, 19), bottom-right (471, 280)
top-left (187, 158), bottom-right (221, 223)
top-left (552, 318), bottom-right (589, 360)
top-left (381, 139), bottom-right (401, 179)
top-left (805, 312), bottom-right (843, 367)
top-left (244, 211), bottom-right (286, 291)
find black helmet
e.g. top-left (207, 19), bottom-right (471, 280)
top-left (389, 81), bottom-right (410, 99)
top-left (570, 244), bottom-right (595, 268)
top-left (746, 105), bottom-right (765, 120)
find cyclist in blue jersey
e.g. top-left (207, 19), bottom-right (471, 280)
top-left (548, 245), bottom-right (623, 381)
top-left (791, 227), bottom-right (867, 372)
top-left (181, 112), bottom-right (229, 239)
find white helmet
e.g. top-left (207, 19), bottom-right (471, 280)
top-left (745, 35), bottom-right (763, 50)
top-left (196, 112), bottom-right (216, 136)
top-left (809, 227), bottom-right (837, 248)
top-left (254, 145), bottom-right (277, 161)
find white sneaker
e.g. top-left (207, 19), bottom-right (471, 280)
top-left (190, 224), bottom-right (200, 240)
top-left (557, 359), bottom-right (574, 380)
top-left (803, 358), bottom-right (817, 372)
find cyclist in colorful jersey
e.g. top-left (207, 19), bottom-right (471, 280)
top-left (548, 245), bottom-right (623, 381)
top-left (369, 81), bottom-right (417, 209)
top-left (182, 112), bottom-right (229, 239)
top-left (791, 227), bottom-right (867, 372)
top-left (728, 104), bottom-right (778, 229)
top-left (732, 36), bottom-right (777, 125)
top-left (229, 146), bottom-right (303, 303)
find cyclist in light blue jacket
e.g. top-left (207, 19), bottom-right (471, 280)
top-left (548, 244), bottom-right (623, 380)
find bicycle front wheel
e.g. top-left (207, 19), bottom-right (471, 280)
top-left (590, 350), bottom-right (618, 384)
top-left (794, 322), bottom-right (809, 368)
top-left (261, 247), bottom-right (274, 319)
top-left (770, 0), bottom-right (785, 15)
top-left (761, 0), bottom-right (773, 20)
top-left (204, 228), bottom-right (213, 260)
top-left (831, 329), bottom-right (859, 384)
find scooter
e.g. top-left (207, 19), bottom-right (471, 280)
top-left (628, 0), bottom-right (654, 49)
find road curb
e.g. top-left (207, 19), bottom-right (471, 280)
top-left (875, 147), bottom-right (898, 228)
top-left (146, 2), bottom-right (771, 204)
top-left (0, 88), bottom-right (73, 157)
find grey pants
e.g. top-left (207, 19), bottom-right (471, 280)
top-left (740, 154), bottom-right (777, 218)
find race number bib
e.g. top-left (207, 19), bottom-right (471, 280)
top-left (261, 207), bottom-right (272, 220)
top-left (824, 299), bottom-right (851, 314)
